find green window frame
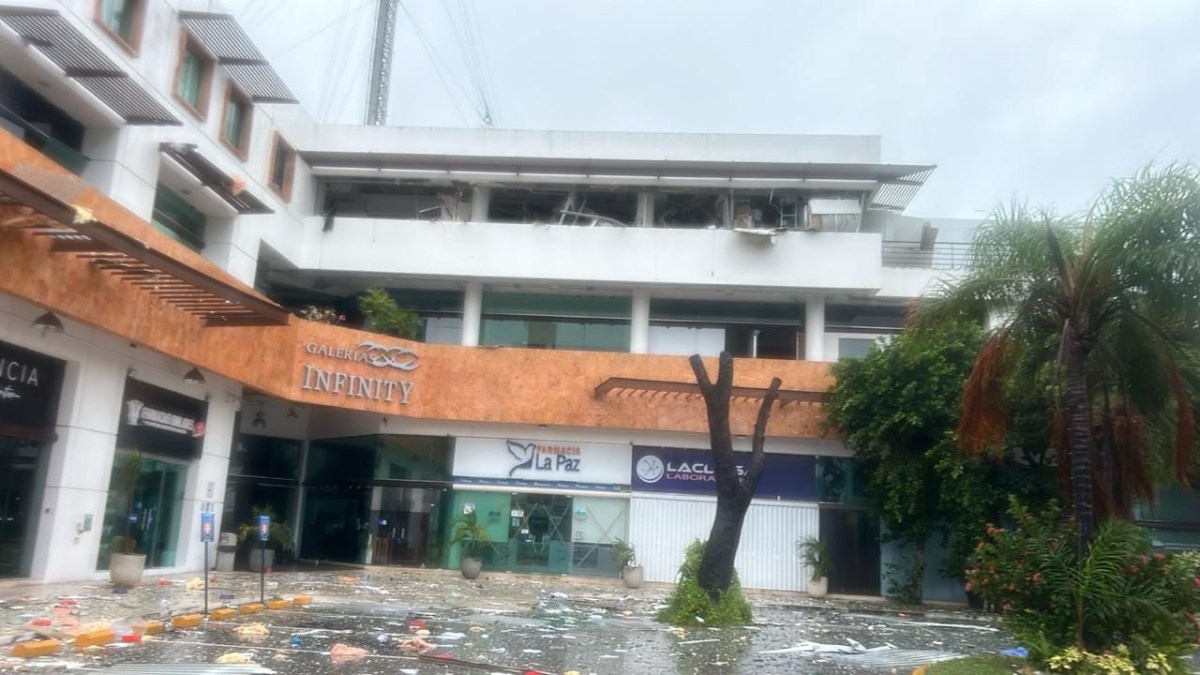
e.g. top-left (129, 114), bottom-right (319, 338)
top-left (151, 184), bottom-right (206, 250)
top-left (99, 0), bottom-right (135, 42)
top-left (221, 89), bottom-right (250, 153)
top-left (176, 46), bottom-right (203, 108)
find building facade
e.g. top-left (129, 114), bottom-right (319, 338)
top-left (0, 0), bottom-right (1063, 597)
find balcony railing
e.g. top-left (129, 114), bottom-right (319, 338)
top-left (0, 105), bottom-right (90, 175)
top-left (881, 241), bottom-right (970, 270)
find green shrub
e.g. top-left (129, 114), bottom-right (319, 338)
top-left (358, 288), bottom-right (419, 339)
top-left (656, 540), bottom-right (753, 627)
top-left (967, 500), bottom-right (1200, 670)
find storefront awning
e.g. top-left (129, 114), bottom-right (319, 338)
top-left (178, 11), bottom-right (298, 104)
top-left (0, 163), bottom-right (289, 328)
top-left (160, 143), bottom-right (273, 215)
top-left (0, 8), bottom-right (180, 125)
top-left (594, 376), bottom-right (827, 405)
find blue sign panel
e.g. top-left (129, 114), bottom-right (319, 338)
top-left (200, 512), bottom-right (215, 542)
top-left (257, 514), bottom-right (271, 542)
top-left (631, 446), bottom-right (816, 501)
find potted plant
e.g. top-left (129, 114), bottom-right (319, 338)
top-left (448, 511), bottom-right (490, 580)
top-left (615, 538), bottom-right (644, 588)
top-left (799, 537), bottom-right (831, 598)
top-left (237, 505), bottom-right (295, 572)
top-left (108, 452), bottom-right (146, 588)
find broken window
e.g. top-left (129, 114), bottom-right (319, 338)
top-left (322, 180), bottom-right (466, 221)
top-left (490, 187), bottom-right (636, 227)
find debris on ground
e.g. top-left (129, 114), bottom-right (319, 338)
top-left (329, 642), bottom-right (368, 664)
top-left (215, 651), bottom-right (255, 663)
top-left (234, 623), bottom-right (270, 640)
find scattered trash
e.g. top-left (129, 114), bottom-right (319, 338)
top-left (329, 643), bottom-right (368, 664)
top-left (760, 639), bottom-right (896, 655)
top-left (1000, 646), bottom-right (1030, 658)
top-left (399, 637), bottom-right (436, 655)
top-left (234, 623), bottom-right (270, 640)
top-left (215, 651), bottom-right (255, 664)
top-left (437, 631), bottom-right (467, 640)
top-left (678, 638), bottom-right (720, 645)
top-left (184, 577), bottom-right (204, 591)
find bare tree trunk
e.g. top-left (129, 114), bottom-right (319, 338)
top-left (689, 353), bottom-right (781, 600)
top-left (1064, 340), bottom-right (1094, 555)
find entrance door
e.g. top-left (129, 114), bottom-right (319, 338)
top-left (508, 494), bottom-right (572, 574)
top-left (370, 486), bottom-right (445, 566)
top-left (96, 452), bottom-right (187, 570)
top-left (0, 438), bottom-right (42, 577)
top-left (300, 486), bottom-right (368, 563)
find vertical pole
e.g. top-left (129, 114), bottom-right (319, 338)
top-left (259, 539), bottom-right (265, 605)
top-left (461, 282), bottom-right (483, 347)
top-left (805, 294), bottom-right (826, 361)
top-left (203, 543), bottom-right (209, 615)
top-left (629, 289), bottom-right (650, 354)
top-left (365, 0), bottom-right (399, 125)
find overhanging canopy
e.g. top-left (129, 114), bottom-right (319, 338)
top-left (179, 12), bottom-right (298, 104)
top-left (0, 8), bottom-right (179, 125)
top-left (160, 143), bottom-right (273, 215)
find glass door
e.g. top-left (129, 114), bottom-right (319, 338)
top-left (300, 485), bottom-right (368, 563)
top-left (370, 486), bottom-right (445, 566)
top-left (0, 438), bottom-right (43, 577)
top-left (508, 494), bottom-right (572, 574)
top-left (96, 452), bottom-right (187, 570)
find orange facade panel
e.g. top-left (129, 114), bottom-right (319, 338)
top-left (0, 129), bottom-right (833, 438)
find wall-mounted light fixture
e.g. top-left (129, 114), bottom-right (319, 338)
top-left (32, 311), bottom-right (64, 335)
top-left (251, 403), bottom-right (267, 429)
top-left (183, 367), bottom-right (206, 385)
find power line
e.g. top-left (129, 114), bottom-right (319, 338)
top-left (396, 0), bottom-right (485, 125)
top-left (270, 0), bottom-right (374, 60)
top-left (467, 0), bottom-right (501, 125)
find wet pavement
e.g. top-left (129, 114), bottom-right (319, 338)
top-left (0, 568), bottom-right (1016, 673)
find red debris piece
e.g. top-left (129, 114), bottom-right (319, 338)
top-left (57, 600), bottom-right (78, 607)
top-left (121, 634), bottom-right (142, 643)
top-left (30, 618), bottom-right (52, 627)
top-left (156, 579), bottom-right (172, 587)
top-left (408, 619), bottom-right (427, 630)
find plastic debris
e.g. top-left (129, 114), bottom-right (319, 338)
top-left (184, 577), bottom-right (205, 591)
top-left (376, 633), bottom-right (390, 644)
top-left (330, 643), bottom-right (368, 664)
top-left (437, 631), bottom-right (467, 640)
top-left (215, 651), bottom-right (255, 664)
top-left (1000, 647), bottom-right (1030, 658)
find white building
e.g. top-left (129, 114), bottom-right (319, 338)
top-left (0, 0), bottom-right (966, 595)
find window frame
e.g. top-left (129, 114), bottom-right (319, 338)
top-left (267, 132), bottom-right (297, 202)
top-left (171, 31), bottom-right (214, 121)
top-left (94, 0), bottom-right (145, 55)
top-left (219, 83), bottom-right (253, 161)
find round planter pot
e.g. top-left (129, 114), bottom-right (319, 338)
top-left (622, 565), bottom-right (645, 589)
top-left (460, 556), bottom-right (483, 580)
top-left (248, 548), bottom-right (275, 573)
top-left (109, 553), bottom-right (146, 588)
top-left (808, 576), bottom-right (829, 598)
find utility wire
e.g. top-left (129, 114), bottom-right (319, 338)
top-left (467, 0), bottom-right (501, 125)
top-left (316, 4), bottom-right (353, 120)
top-left (396, 0), bottom-right (485, 125)
top-left (270, 0), bottom-right (374, 60)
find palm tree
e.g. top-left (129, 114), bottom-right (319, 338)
top-left (916, 165), bottom-right (1200, 554)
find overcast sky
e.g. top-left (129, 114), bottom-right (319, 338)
top-left (223, 0), bottom-right (1200, 220)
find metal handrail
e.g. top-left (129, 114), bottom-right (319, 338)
top-left (0, 103), bottom-right (90, 174)
top-left (881, 240), bottom-right (971, 270)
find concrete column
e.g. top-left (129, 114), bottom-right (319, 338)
top-left (630, 289), bottom-right (651, 353)
top-left (461, 281), bottom-right (483, 347)
top-left (635, 193), bottom-right (654, 227)
top-left (470, 187), bottom-right (491, 222)
top-left (804, 294), bottom-right (826, 361)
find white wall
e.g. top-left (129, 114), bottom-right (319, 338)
top-left (0, 294), bottom-right (240, 582)
top-left (648, 326), bottom-right (725, 357)
top-left (628, 494), bottom-right (819, 592)
top-left (305, 126), bottom-right (881, 165)
top-left (302, 218), bottom-right (884, 293)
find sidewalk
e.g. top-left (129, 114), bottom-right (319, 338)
top-left (0, 567), bottom-right (1011, 673)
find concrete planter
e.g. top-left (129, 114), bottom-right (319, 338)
top-left (248, 548), bottom-right (275, 573)
top-left (460, 557), bottom-right (483, 580)
top-left (109, 553), bottom-right (146, 588)
top-left (808, 576), bottom-right (828, 598)
top-left (622, 565), bottom-right (644, 589)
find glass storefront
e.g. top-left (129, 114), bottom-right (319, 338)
top-left (96, 452), bottom-right (186, 570)
top-left (301, 434), bottom-right (451, 566)
top-left (446, 490), bottom-right (629, 578)
top-left (0, 339), bottom-right (64, 578)
top-left (222, 433), bottom-right (301, 559)
top-left (95, 377), bottom-right (207, 571)
top-left (0, 438), bottom-right (45, 576)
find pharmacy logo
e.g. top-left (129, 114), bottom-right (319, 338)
top-left (636, 455), bottom-right (665, 484)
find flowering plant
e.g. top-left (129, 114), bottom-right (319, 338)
top-left (966, 499), bottom-right (1200, 669)
top-left (299, 305), bottom-right (346, 325)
